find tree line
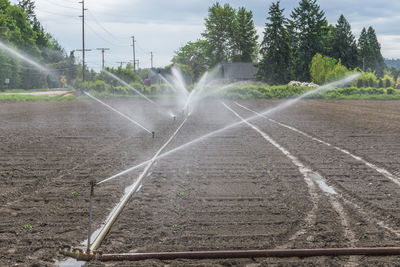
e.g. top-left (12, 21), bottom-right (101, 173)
top-left (0, 0), bottom-right (395, 91)
top-left (0, 0), bottom-right (77, 90)
top-left (173, 0), bottom-right (388, 85)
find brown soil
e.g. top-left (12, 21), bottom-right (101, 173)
top-left (1, 98), bottom-right (400, 266)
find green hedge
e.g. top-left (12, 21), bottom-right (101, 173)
top-left (217, 85), bottom-right (312, 99)
top-left (217, 84), bottom-right (400, 99)
top-left (74, 80), bottom-right (176, 97)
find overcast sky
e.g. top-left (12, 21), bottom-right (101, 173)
top-left (10, 0), bottom-right (400, 70)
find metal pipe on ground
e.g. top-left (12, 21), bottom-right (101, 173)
top-left (88, 114), bottom-right (190, 251)
top-left (98, 248), bottom-right (400, 261)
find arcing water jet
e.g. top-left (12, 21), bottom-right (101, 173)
top-left (84, 91), bottom-right (152, 134)
top-left (88, 114), bottom-right (191, 251)
top-left (0, 41), bottom-right (51, 74)
top-left (96, 73), bottom-right (360, 185)
top-left (101, 69), bottom-right (155, 105)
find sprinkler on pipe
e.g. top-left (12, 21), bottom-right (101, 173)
top-left (152, 131), bottom-right (155, 139)
top-left (173, 115), bottom-right (176, 122)
top-left (87, 180), bottom-right (96, 252)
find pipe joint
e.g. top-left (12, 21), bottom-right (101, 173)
top-left (59, 246), bottom-right (101, 261)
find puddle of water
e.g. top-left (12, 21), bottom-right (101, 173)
top-left (55, 258), bottom-right (86, 267)
top-left (309, 172), bottom-right (337, 195)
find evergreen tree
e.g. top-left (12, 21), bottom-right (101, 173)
top-left (358, 26), bottom-right (385, 76)
top-left (290, 0), bottom-right (328, 81)
top-left (231, 7), bottom-right (258, 62)
top-left (331, 14), bottom-right (358, 69)
top-left (366, 26), bottom-right (385, 76)
top-left (202, 2), bottom-right (236, 66)
top-left (358, 27), bottom-right (370, 71)
top-left (257, 1), bottom-right (291, 84)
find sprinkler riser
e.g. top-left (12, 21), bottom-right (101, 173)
top-left (87, 181), bottom-right (95, 252)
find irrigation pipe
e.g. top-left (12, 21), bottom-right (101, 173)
top-left (89, 114), bottom-right (190, 251)
top-left (60, 247), bottom-right (400, 261)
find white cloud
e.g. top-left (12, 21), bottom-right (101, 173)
top-left (378, 35), bottom-right (400, 59)
top-left (8, 0), bottom-right (400, 70)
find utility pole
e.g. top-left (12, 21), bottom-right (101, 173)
top-left (96, 48), bottom-right (110, 69)
top-left (150, 52), bottom-right (153, 69)
top-left (79, 0), bottom-right (88, 81)
top-left (116, 61), bottom-right (129, 68)
top-left (131, 36), bottom-right (136, 72)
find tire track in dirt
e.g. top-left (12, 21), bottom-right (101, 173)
top-left (223, 102), bottom-right (359, 266)
top-left (234, 102), bottom-right (400, 187)
top-left (95, 101), bottom-right (311, 261)
top-left (234, 102), bottom-right (400, 239)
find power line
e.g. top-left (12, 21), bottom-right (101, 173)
top-left (87, 10), bottom-right (125, 42)
top-left (34, 8), bottom-right (79, 18)
top-left (116, 61), bottom-right (129, 68)
top-left (84, 21), bottom-right (123, 47)
top-left (40, 0), bottom-right (80, 10)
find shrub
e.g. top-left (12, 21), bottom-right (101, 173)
top-left (93, 80), bottom-right (107, 92)
top-left (130, 82), bottom-right (144, 94)
top-left (310, 54), bottom-right (351, 84)
top-left (382, 74), bottom-right (395, 88)
top-left (387, 88), bottom-right (395, 94)
top-left (354, 72), bottom-right (378, 88)
top-left (149, 84), bottom-right (161, 94)
top-left (378, 79), bottom-right (383, 88)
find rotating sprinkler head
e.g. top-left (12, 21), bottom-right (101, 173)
top-left (152, 131), bottom-right (155, 139)
top-left (173, 115), bottom-right (176, 121)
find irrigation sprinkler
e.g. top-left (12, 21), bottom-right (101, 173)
top-left (87, 181), bottom-right (95, 252)
top-left (152, 131), bottom-right (155, 139)
top-left (173, 115), bottom-right (176, 122)
top-left (87, 115), bottom-right (190, 252)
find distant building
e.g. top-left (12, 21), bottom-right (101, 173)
top-left (222, 62), bottom-right (258, 81)
top-left (148, 67), bottom-right (193, 85)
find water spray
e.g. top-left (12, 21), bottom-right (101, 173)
top-left (84, 91), bottom-right (152, 134)
top-left (88, 114), bottom-right (191, 251)
top-left (96, 73), bottom-right (360, 185)
top-left (0, 40), bottom-right (65, 84)
top-left (102, 69), bottom-right (156, 105)
top-left (0, 41), bottom-right (51, 74)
